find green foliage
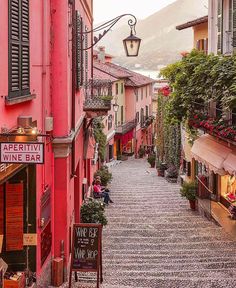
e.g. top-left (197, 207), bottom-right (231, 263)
top-left (94, 166), bottom-right (112, 186)
top-left (138, 147), bottom-right (145, 158)
top-left (156, 92), bottom-right (181, 168)
top-left (93, 118), bottom-right (107, 162)
top-left (160, 50), bottom-right (236, 123)
top-left (180, 181), bottom-right (197, 201)
top-left (147, 154), bottom-right (156, 166)
top-left (80, 199), bottom-right (108, 226)
top-left (100, 95), bottom-right (113, 102)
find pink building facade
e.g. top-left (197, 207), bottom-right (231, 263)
top-left (0, 0), bottom-right (104, 286)
top-left (94, 51), bottom-right (155, 160)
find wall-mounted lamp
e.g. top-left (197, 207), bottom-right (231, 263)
top-left (17, 127), bottom-right (25, 134)
top-left (113, 103), bottom-right (119, 113)
top-left (80, 14), bottom-right (141, 57)
top-left (31, 127), bottom-right (38, 135)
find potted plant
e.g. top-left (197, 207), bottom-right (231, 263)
top-left (180, 181), bottom-right (197, 210)
top-left (100, 95), bottom-right (113, 106)
top-left (157, 161), bottom-right (167, 177)
top-left (81, 199), bottom-right (108, 226)
top-left (165, 165), bottom-right (178, 183)
top-left (147, 154), bottom-right (156, 168)
top-left (94, 165), bottom-right (112, 186)
top-left (138, 147), bottom-right (145, 158)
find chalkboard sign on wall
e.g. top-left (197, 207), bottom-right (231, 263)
top-left (69, 223), bottom-right (103, 288)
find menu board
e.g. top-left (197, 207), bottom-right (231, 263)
top-left (71, 224), bottom-right (102, 271)
top-left (6, 182), bottom-right (24, 251)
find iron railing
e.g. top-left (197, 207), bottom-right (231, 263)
top-left (141, 115), bottom-right (154, 129)
top-left (83, 79), bottom-right (112, 111)
top-left (115, 119), bottom-right (136, 135)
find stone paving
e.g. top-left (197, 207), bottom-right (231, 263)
top-left (63, 158), bottom-right (236, 288)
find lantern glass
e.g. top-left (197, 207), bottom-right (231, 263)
top-left (123, 33), bottom-right (141, 57)
top-left (113, 103), bottom-right (119, 113)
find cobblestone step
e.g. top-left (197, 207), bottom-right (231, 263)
top-left (64, 159), bottom-right (236, 287)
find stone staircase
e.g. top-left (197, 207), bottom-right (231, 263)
top-left (101, 158), bottom-right (236, 288)
top-left (60, 158), bottom-right (236, 288)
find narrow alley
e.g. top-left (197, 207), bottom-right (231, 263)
top-left (100, 158), bottom-right (236, 288)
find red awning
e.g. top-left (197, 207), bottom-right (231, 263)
top-left (223, 153), bottom-right (236, 176)
top-left (191, 135), bottom-right (232, 175)
top-left (115, 130), bottom-right (134, 145)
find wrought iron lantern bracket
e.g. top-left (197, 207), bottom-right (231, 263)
top-left (79, 14), bottom-right (140, 52)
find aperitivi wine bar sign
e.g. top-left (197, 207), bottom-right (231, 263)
top-left (0, 142), bottom-right (44, 164)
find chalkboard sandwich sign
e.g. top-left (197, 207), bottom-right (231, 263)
top-left (69, 223), bottom-right (103, 288)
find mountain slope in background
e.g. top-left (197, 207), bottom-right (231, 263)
top-left (95, 0), bottom-right (208, 70)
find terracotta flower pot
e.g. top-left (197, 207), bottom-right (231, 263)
top-left (189, 200), bottom-right (196, 210)
top-left (157, 169), bottom-right (164, 177)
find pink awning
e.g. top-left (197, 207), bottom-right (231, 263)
top-left (223, 153), bottom-right (236, 176)
top-left (191, 135), bottom-right (232, 175)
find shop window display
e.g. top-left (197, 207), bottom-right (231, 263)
top-left (223, 175), bottom-right (236, 203)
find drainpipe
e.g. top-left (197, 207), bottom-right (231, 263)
top-left (71, 0), bottom-right (76, 176)
top-left (41, 0), bottom-right (47, 189)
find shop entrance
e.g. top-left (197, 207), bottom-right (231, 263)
top-left (0, 165), bottom-right (36, 273)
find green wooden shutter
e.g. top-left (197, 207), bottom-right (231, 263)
top-left (217, 0), bottom-right (223, 54)
top-left (233, 0), bottom-right (236, 53)
top-left (76, 11), bottom-right (82, 88)
top-left (9, 0), bottom-right (30, 98)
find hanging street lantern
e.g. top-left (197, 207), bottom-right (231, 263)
top-left (123, 32), bottom-right (141, 57)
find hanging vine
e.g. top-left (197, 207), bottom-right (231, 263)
top-left (92, 118), bottom-right (107, 162)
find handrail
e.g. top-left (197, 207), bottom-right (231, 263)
top-left (196, 175), bottom-right (213, 194)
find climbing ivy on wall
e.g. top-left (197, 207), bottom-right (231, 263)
top-left (93, 118), bottom-right (107, 162)
top-left (156, 93), bottom-right (181, 168)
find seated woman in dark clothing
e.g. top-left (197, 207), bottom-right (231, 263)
top-left (93, 179), bottom-right (113, 204)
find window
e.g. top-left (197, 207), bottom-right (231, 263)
top-left (196, 39), bottom-right (208, 54)
top-left (115, 112), bottom-right (117, 127)
top-left (108, 115), bottom-right (112, 130)
top-left (136, 112), bottom-right (139, 123)
top-left (232, 107), bottom-right (236, 124)
top-left (120, 106), bottom-right (124, 124)
top-left (9, 0), bottom-right (30, 98)
top-left (121, 83), bottom-right (124, 94)
top-left (116, 83), bottom-right (119, 95)
top-left (216, 101), bottom-right (223, 119)
top-left (217, 0), bottom-right (236, 55)
top-left (136, 91), bottom-right (138, 102)
top-left (217, 0), bottom-right (223, 54)
top-left (141, 87), bottom-right (143, 100)
top-left (140, 108), bottom-right (144, 126)
top-left (146, 86), bottom-right (148, 98)
top-left (149, 84), bottom-right (153, 95)
top-left (233, 0), bottom-right (236, 53)
top-left (145, 105), bottom-right (148, 119)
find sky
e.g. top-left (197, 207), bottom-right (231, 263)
top-left (93, 0), bottom-right (177, 24)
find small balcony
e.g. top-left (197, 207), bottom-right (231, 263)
top-left (189, 105), bottom-right (236, 145)
top-left (115, 119), bottom-right (136, 135)
top-left (141, 115), bottom-right (154, 129)
top-left (83, 79), bottom-right (112, 117)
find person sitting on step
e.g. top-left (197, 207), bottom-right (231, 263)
top-left (93, 178), bottom-right (113, 205)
